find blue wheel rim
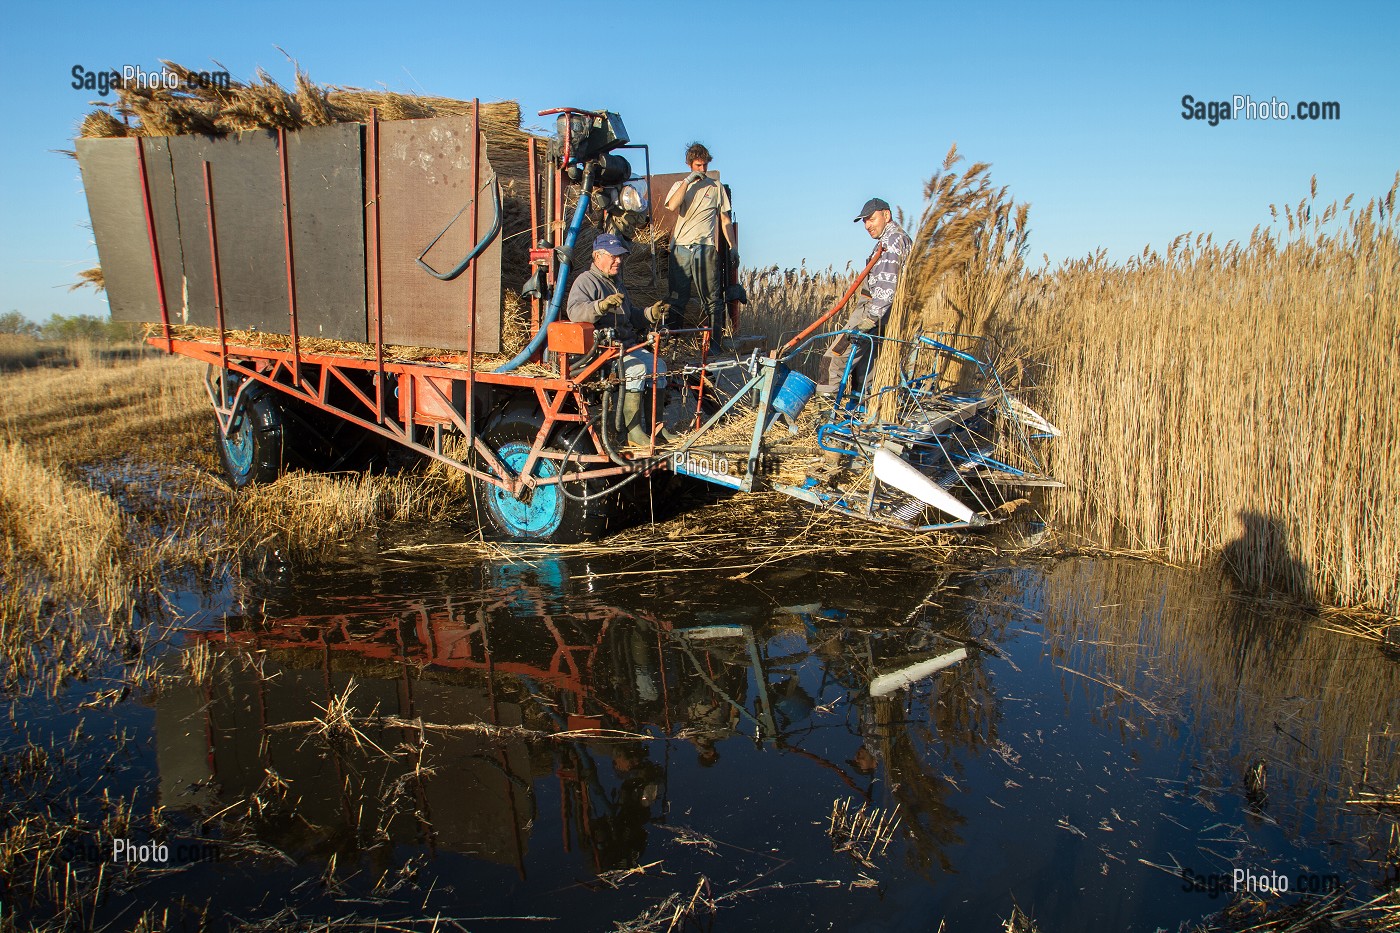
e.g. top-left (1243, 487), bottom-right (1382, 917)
top-left (222, 412), bottom-right (254, 474)
top-left (489, 441), bottom-right (563, 536)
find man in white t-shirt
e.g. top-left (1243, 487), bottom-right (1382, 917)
top-left (663, 142), bottom-right (736, 336)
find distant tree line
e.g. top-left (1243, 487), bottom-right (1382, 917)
top-left (0, 312), bottom-right (141, 342)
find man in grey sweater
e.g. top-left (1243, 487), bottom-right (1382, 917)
top-left (818, 198), bottom-right (912, 397)
top-left (566, 234), bottom-right (672, 447)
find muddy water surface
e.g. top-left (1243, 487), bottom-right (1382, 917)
top-left (23, 530), bottom-right (1400, 930)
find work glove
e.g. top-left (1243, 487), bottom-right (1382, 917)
top-left (855, 314), bottom-right (880, 333)
top-left (644, 301), bottom-right (668, 325)
top-left (595, 293), bottom-right (624, 315)
top-left (685, 171), bottom-right (703, 184)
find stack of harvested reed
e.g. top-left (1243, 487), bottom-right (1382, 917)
top-left (75, 61), bottom-right (547, 296)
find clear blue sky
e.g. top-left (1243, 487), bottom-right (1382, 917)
top-left (2, 0), bottom-right (1396, 321)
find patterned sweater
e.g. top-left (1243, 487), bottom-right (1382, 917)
top-left (864, 221), bottom-right (912, 324)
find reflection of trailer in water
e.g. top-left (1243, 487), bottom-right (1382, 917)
top-left (79, 102), bottom-right (1060, 543)
top-left (157, 560), bottom-right (973, 875)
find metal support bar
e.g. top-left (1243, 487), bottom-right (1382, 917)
top-left (368, 109), bottom-right (385, 425)
top-left (277, 127), bottom-right (302, 389)
top-left (740, 362), bottom-right (779, 492)
top-left (468, 99), bottom-right (479, 451)
top-left (201, 161), bottom-right (228, 377)
top-left (134, 139), bottom-right (173, 354)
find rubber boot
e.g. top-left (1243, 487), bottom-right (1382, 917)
top-left (622, 392), bottom-right (652, 448)
top-left (652, 387), bottom-right (680, 445)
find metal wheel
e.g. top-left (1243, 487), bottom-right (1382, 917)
top-left (214, 380), bottom-right (288, 488)
top-left (477, 410), bottom-right (613, 543)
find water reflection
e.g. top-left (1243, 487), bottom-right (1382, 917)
top-left (158, 557), bottom-right (985, 882)
top-left (152, 551), bottom-right (1397, 930)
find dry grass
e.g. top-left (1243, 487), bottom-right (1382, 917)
top-left (0, 348), bottom-right (473, 695)
top-left (0, 334), bottom-right (62, 370)
top-left (230, 470), bottom-right (460, 560)
top-left (0, 439), bottom-right (126, 610)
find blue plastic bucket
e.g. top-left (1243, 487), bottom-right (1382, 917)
top-left (772, 366), bottom-right (817, 421)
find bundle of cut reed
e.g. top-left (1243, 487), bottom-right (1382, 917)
top-left (867, 145), bottom-right (1031, 423)
top-left (144, 312), bottom-right (551, 375)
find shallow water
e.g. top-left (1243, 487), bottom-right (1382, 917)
top-left (12, 528), bottom-right (1399, 930)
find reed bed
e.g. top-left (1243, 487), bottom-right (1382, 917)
top-left (0, 439), bottom-right (126, 610)
top-left (1008, 176), bottom-right (1400, 613)
top-left (743, 157), bottom-right (1400, 614)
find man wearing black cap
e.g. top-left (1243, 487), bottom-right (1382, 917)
top-left (566, 233), bottom-right (673, 447)
top-left (817, 198), bottom-right (912, 396)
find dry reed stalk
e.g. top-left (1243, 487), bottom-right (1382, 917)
top-left (229, 470), bottom-right (463, 559)
top-left (0, 334), bottom-right (63, 370)
top-left (69, 266), bottom-right (104, 293)
top-left (869, 146), bottom-right (1032, 422)
top-left (741, 263), bottom-right (854, 374)
top-left (143, 321), bottom-right (551, 374)
top-left (1005, 174), bottom-right (1400, 612)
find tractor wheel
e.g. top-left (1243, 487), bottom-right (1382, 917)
top-left (214, 381), bottom-right (291, 489)
top-left (476, 410), bottom-right (615, 543)
top-left (277, 398), bottom-right (392, 474)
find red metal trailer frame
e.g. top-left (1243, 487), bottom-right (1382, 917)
top-left (143, 104), bottom-right (697, 500)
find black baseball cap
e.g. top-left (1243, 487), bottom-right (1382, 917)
top-left (853, 198), bottom-right (890, 222)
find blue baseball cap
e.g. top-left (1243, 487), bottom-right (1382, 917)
top-left (593, 233), bottom-right (630, 256)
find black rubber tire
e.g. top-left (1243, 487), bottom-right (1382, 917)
top-left (475, 409), bottom-right (616, 543)
top-left (277, 398), bottom-right (392, 473)
top-left (214, 381), bottom-right (293, 489)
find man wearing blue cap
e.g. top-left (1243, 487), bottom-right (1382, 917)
top-left (566, 234), bottom-right (673, 447)
top-left (818, 198), bottom-right (912, 395)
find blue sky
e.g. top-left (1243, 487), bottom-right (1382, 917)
top-left (2, 0), bottom-right (1396, 321)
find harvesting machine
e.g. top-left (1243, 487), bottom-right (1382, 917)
top-left (76, 103), bottom-right (1059, 542)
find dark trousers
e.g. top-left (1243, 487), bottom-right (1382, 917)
top-left (820, 304), bottom-right (884, 394)
top-left (667, 243), bottom-right (724, 335)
